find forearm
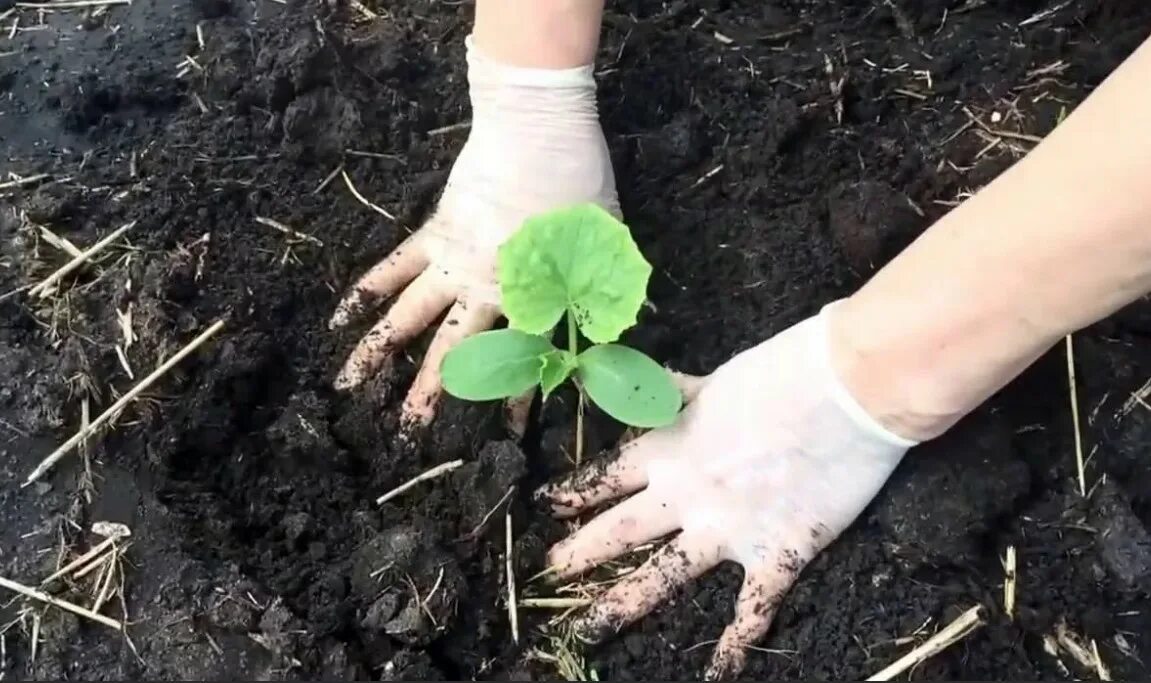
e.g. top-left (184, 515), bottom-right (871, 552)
top-left (474, 0), bottom-right (605, 69)
top-left (833, 33), bottom-right (1151, 441)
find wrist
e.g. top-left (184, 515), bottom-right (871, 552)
top-left (465, 35), bottom-right (596, 90)
top-left (473, 0), bottom-right (604, 70)
top-left (826, 297), bottom-right (973, 442)
top-left (827, 281), bottom-right (1061, 442)
top-left (814, 303), bottom-right (919, 449)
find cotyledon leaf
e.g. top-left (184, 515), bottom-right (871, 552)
top-left (576, 343), bottom-right (682, 428)
top-left (441, 329), bottom-right (556, 401)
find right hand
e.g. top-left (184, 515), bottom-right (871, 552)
top-left (537, 303), bottom-right (919, 679)
top-left (329, 35), bottom-right (619, 434)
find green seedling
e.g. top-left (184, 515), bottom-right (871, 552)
top-left (440, 203), bottom-right (682, 429)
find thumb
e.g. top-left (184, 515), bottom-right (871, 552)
top-left (668, 369), bottom-right (709, 404)
top-left (704, 566), bottom-right (791, 680)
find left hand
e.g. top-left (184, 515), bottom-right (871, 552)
top-left (329, 35), bottom-right (618, 433)
top-left (535, 304), bottom-right (917, 679)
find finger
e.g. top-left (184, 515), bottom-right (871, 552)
top-left (572, 532), bottom-right (723, 644)
top-left (536, 427), bottom-right (681, 518)
top-left (704, 565), bottom-right (794, 680)
top-left (400, 297), bottom-right (501, 427)
top-left (329, 231), bottom-right (428, 329)
top-left (334, 270), bottom-right (456, 390)
top-left (669, 370), bottom-right (708, 404)
top-left (504, 387), bottom-right (536, 439)
top-left (546, 490), bottom-right (680, 579)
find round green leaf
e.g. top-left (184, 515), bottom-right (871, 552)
top-left (498, 203), bottom-right (652, 344)
top-left (441, 329), bottom-right (555, 401)
top-left (576, 344), bottom-right (682, 428)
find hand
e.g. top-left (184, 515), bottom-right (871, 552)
top-left (536, 303), bottom-right (918, 679)
top-left (330, 35), bottom-right (618, 433)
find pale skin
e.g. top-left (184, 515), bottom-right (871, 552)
top-left (332, 3), bottom-right (1151, 677)
top-left (833, 29), bottom-right (1151, 440)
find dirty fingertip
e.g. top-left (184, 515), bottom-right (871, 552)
top-left (530, 480), bottom-right (564, 504)
top-left (529, 483), bottom-right (558, 511)
top-left (542, 543), bottom-right (573, 578)
top-left (329, 291), bottom-right (366, 330)
top-left (703, 643), bottom-right (746, 681)
top-left (328, 307), bottom-right (350, 330)
top-left (397, 409), bottom-right (434, 450)
top-left (333, 364), bottom-right (363, 391)
top-left (400, 393), bottom-right (437, 432)
top-left (335, 354), bottom-right (383, 391)
top-left (531, 482), bottom-right (581, 518)
top-left (570, 610), bottom-right (616, 646)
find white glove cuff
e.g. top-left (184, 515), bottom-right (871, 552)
top-left (817, 301), bottom-right (920, 448)
top-left (465, 34), bottom-right (596, 90)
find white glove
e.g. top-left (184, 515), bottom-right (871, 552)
top-left (538, 302), bottom-right (918, 680)
top-left (330, 35), bottom-right (618, 430)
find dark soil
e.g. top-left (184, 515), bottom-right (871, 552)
top-left (2, 0), bottom-right (1150, 680)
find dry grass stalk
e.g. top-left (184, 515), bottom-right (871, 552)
top-left (313, 164), bottom-right (344, 194)
top-left (340, 170), bottom-right (396, 221)
top-left (1091, 639), bottom-right (1111, 680)
top-left (24, 319), bottom-right (226, 484)
top-left (463, 485), bottom-right (515, 540)
top-left (1053, 620), bottom-right (1111, 680)
top-left (375, 459), bottom-right (463, 505)
top-left (16, 0), bottom-right (128, 7)
top-left (520, 597), bottom-right (592, 609)
top-left (37, 225), bottom-right (82, 258)
top-left (866, 605), bottom-right (985, 681)
top-left (0, 173), bottom-right (49, 190)
top-left (574, 392), bottom-right (585, 467)
top-left (506, 510), bottom-right (519, 644)
top-left (1002, 545), bottom-right (1017, 620)
top-left (348, 0), bottom-right (376, 19)
top-left (39, 537), bottom-right (116, 585)
top-left (30, 221), bottom-right (136, 298)
top-left (254, 215), bottom-right (322, 246)
top-left (0, 576), bottom-right (121, 630)
top-left (1066, 334), bottom-right (1087, 496)
top-left (427, 121), bottom-right (471, 136)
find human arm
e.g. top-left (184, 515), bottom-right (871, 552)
top-left (539, 32), bottom-right (1151, 679)
top-left (833, 32), bottom-right (1151, 442)
top-left (474, 0), bottom-right (604, 68)
top-left (330, 1), bottom-right (612, 432)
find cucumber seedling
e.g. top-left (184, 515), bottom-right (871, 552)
top-left (440, 203), bottom-right (682, 431)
